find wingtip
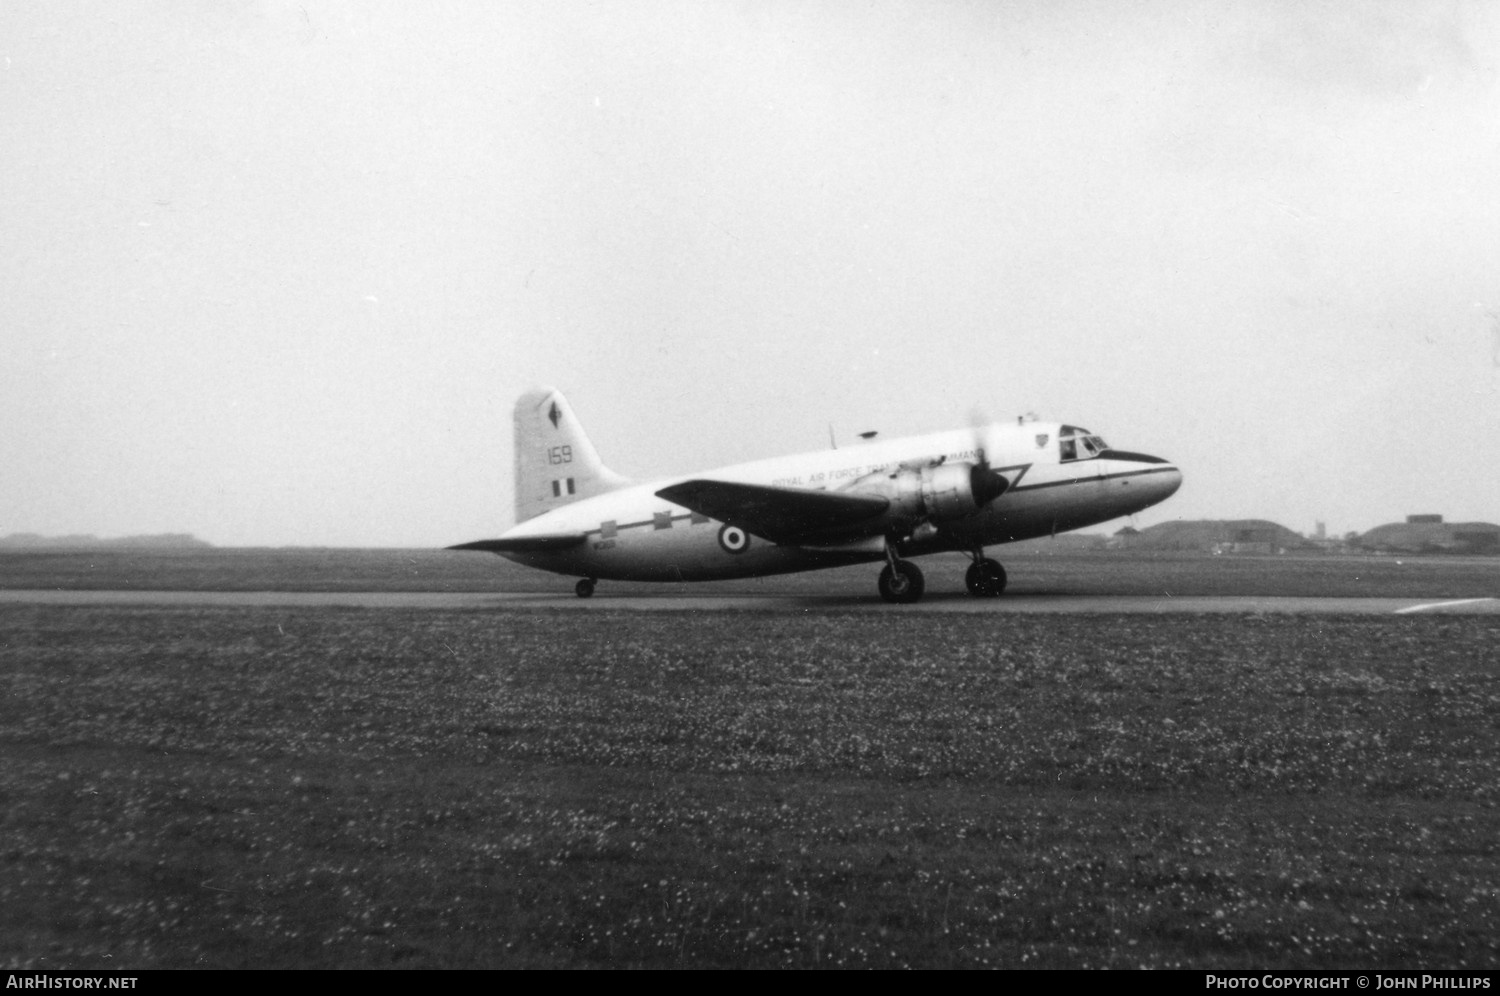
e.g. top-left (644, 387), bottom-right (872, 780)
top-left (446, 539), bottom-right (501, 552)
top-left (447, 534), bottom-right (588, 553)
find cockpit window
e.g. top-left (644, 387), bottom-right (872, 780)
top-left (1059, 426), bottom-right (1109, 462)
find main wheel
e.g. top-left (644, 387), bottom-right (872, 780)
top-left (878, 561), bottom-right (925, 604)
top-left (575, 578), bottom-right (596, 598)
top-left (965, 558), bottom-right (1007, 597)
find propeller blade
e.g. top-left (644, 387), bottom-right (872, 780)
top-left (970, 463), bottom-right (1008, 504)
top-left (966, 407), bottom-right (1006, 504)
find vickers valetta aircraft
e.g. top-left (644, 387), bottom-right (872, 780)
top-left (451, 387), bottom-right (1182, 603)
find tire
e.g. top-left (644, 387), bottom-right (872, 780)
top-left (878, 561), bottom-right (925, 604)
top-left (965, 558), bottom-right (1007, 597)
top-left (575, 578), bottom-right (596, 598)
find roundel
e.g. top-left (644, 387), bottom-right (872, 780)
top-left (717, 524), bottom-right (751, 554)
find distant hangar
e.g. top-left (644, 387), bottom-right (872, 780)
top-left (1357, 515), bottom-right (1500, 555)
top-left (1112, 516), bottom-right (1500, 555)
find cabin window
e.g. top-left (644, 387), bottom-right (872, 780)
top-left (653, 511), bottom-right (673, 530)
top-left (600, 520), bottom-right (617, 539)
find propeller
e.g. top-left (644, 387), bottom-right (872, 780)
top-left (967, 408), bottom-right (1009, 505)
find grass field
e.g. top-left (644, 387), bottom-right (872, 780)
top-left (2, 550), bottom-right (1498, 969)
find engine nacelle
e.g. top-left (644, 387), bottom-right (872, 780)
top-left (921, 462), bottom-right (998, 519)
top-left (848, 462), bottom-right (1008, 527)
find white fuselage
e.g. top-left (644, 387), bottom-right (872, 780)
top-left (495, 421), bottom-right (1182, 582)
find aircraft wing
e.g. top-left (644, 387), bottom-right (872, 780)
top-left (448, 534), bottom-right (587, 553)
top-left (656, 479), bottom-right (890, 544)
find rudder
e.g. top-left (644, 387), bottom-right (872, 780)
top-left (513, 387), bottom-right (631, 523)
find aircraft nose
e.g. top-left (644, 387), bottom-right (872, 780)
top-left (1156, 462), bottom-right (1183, 500)
top-left (1102, 448), bottom-right (1181, 503)
top-left (1133, 456), bottom-right (1182, 505)
top-left (1135, 453), bottom-right (1181, 494)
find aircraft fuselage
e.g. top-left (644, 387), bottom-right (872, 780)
top-left (495, 421), bottom-right (1181, 583)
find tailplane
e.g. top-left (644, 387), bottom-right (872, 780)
top-left (513, 386), bottom-right (631, 523)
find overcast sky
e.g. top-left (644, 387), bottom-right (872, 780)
top-left (4, 1), bottom-right (1498, 546)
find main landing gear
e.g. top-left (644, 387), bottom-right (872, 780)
top-left (965, 550), bottom-right (1006, 597)
top-left (878, 539), bottom-right (925, 604)
top-left (575, 577), bottom-right (596, 598)
top-left (876, 539), bottom-right (1008, 603)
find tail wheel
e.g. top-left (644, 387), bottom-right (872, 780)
top-left (965, 558), bottom-right (1007, 597)
top-left (878, 561), bottom-right (925, 604)
top-left (575, 578), bottom-right (596, 598)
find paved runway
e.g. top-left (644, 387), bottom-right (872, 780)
top-left (2, 589), bottom-right (1497, 614)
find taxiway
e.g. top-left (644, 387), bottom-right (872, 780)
top-left (2, 590), bottom-right (1497, 614)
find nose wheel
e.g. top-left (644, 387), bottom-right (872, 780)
top-left (575, 578), bottom-right (596, 598)
top-left (965, 555), bottom-right (1006, 597)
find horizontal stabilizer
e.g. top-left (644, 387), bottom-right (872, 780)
top-left (448, 534), bottom-right (587, 554)
top-left (656, 479), bottom-right (889, 544)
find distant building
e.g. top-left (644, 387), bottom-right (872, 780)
top-left (1358, 519), bottom-right (1500, 555)
top-left (1454, 530), bottom-right (1500, 554)
top-left (1128, 519), bottom-right (1313, 553)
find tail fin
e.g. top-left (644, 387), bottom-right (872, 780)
top-left (513, 386), bottom-right (631, 523)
